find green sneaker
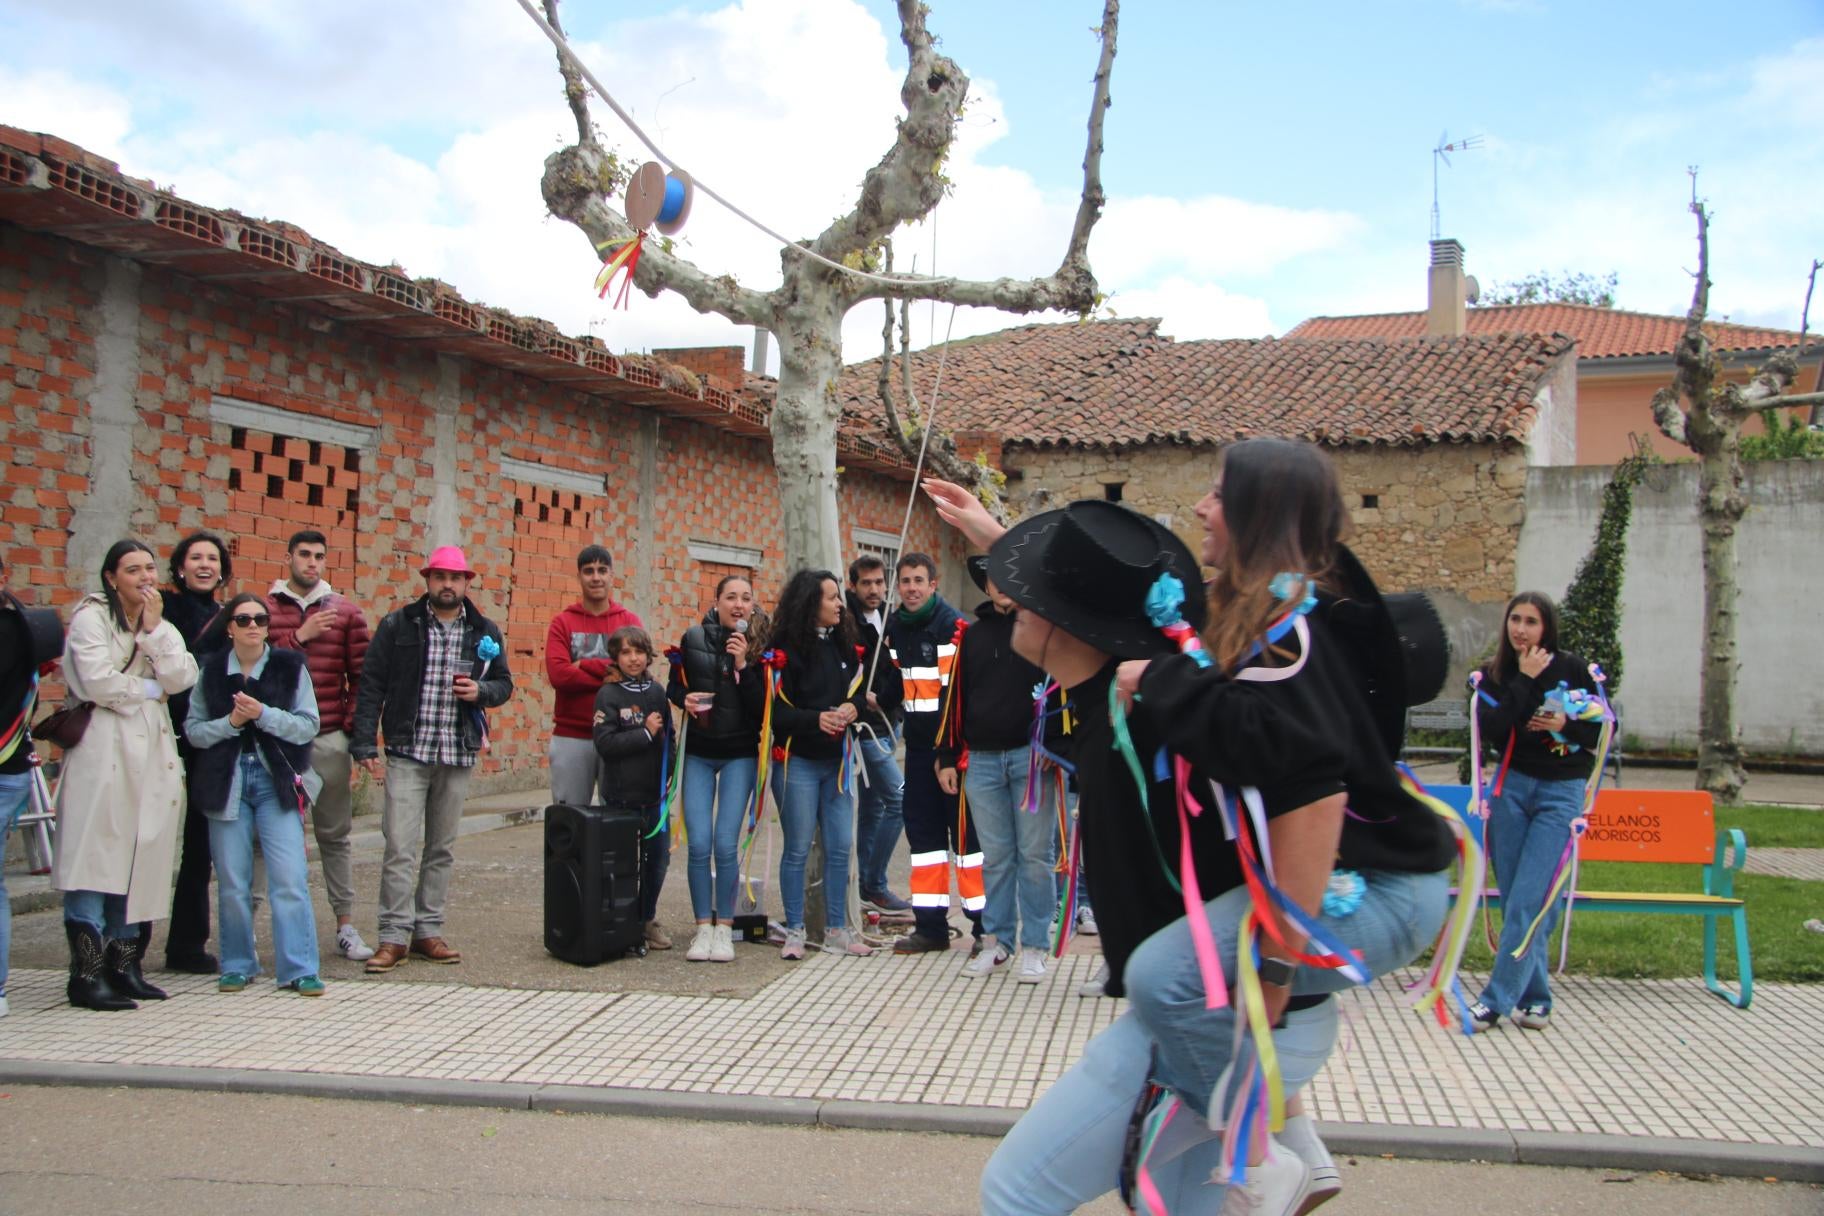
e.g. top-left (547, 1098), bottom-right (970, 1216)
top-left (286, 975), bottom-right (326, 997)
top-left (218, 973), bottom-right (249, 993)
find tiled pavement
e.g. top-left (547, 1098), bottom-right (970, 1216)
top-left (1744, 848), bottom-right (1824, 882)
top-left (2, 950), bottom-right (1819, 1161)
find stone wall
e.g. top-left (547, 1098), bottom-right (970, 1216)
top-left (1004, 437), bottom-right (1528, 685)
top-left (0, 223), bottom-right (952, 784)
top-left (1006, 439), bottom-right (1526, 601)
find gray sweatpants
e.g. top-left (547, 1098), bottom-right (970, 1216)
top-left (376, 756), bottom-right (473, 946)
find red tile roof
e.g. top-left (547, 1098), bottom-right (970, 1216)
top-left (1284, 302), bottom-right (1811, 359)
top-left (835, 319), bottom-right (1573, 450)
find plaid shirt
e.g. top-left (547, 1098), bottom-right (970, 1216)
top-left (401, 612), bottom-right (472, 767)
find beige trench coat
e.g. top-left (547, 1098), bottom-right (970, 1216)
top-left (52, 594), bottom-right (198, 923)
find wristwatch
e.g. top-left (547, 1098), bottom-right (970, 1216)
top-left (1257, 957), bottom-right (1297, 989)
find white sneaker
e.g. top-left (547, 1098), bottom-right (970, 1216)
top-left (823, 926), bottom-right (874, 957)
top-left (780, 927), bottom-right (807, 960)
top-left (686, 924), bottom-right (715, 962)
top-left (709, 923), bottom-right (735, 963)
top-left (1277, 1116), bottom-right (1340, 1213)
top-left (0, 994), bottom-right (9, 1018)
top-left (1017, 947), bottom-right (1048, 984)
top-left (962, 937), bottom-right (1011, 978)
top-left (1075, 906), bottom-right (1099, 936)
top-left (1078, 961), bottom-right (1109, 998)
top-left (1217, 1140), bottom-right (1311, 1216)
top-left (336, 925), bottom-right (376, 962)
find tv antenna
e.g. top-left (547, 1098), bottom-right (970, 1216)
top-left (1431, 131), bottom-right (1483, 240)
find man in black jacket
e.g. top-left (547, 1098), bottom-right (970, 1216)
top-left (845, 554), bottom-right (910, 917)
top-left (351, 546), bottom-right (514, 974)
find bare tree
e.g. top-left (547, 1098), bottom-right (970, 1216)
top-left (536, 0), bottom-right (1118, 573)
top-left (1650, 180), bottom-right (1824, 802)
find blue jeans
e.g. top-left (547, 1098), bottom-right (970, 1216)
top-left (683, 753), bottom-right (756, 921)
top-left (966, 747), bottom-right (1058, 950)
top-left (1124, 868), bottom-right (1449, 1118)
top-left (209, 756), bottom-right (320, 985)
top-left (0, 772), bottom-right (28, 995)
top-left (980, 1000), bottom-right (1338, 1215)
top-left (1479, 770), bottom-right (1585, 1015)
top-left (62, 891), bottom-right (131, 938)
top-left (773, 754), bottom-right (853, 931)
top-left (854, 734), bottom-right (904, 895)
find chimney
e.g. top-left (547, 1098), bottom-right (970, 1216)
top-left (751, 328), bottom-right (771, 375)
top-left (1426, 238), bottom-right (1467, 337)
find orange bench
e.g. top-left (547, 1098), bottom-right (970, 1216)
top-left (1463, 788), bottom-right (1752, 1008)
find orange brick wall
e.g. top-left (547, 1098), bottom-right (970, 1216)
top-left (0, 223), bottom-right (957, 781)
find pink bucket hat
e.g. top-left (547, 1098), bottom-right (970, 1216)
top-left (421, 545), bottom-right (477, 579)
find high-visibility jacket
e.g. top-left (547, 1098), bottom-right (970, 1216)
top-left (884, 595), bottom-right (964, 750)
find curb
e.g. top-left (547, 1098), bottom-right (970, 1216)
top-left (3, 1060), bottom-right (1819, 1183)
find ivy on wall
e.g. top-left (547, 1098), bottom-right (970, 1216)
top-left (1557, 448), bottom-right (1654, 695)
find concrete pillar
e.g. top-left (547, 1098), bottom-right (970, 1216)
top-left (427, 352), bottom-right (462, 550)
top-left (68, 256), bottom-right (143, 585)
top-left (633, 411), bottom-right (659, 616)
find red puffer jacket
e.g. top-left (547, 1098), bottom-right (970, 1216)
top-left (266, 586), bottom-right (371, 735)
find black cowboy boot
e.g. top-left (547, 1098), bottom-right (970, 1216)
top-left (66, 922), bottom-right (136, 1011)
top-left (105, 935), bottom-right (169, 1001)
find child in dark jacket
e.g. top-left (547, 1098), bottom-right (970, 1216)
top-left (591, 626), bottom-right (674, 952)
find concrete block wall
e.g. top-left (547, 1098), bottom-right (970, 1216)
top-left (1517, 461), bottom-right (1824, 755)
top-left (1, 224), bottom-right (953, 782)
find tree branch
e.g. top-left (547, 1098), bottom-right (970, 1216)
top-left (831, 0), bottom-right (1119, 319)
top-left (873, 245), bottom-right (996, 488)
top-left (541, 144), bottom-right (770, 327)
top-left (1650, 385), bottom-right (1689, 445)
top-left (543, 0), bottom-right (596, 149)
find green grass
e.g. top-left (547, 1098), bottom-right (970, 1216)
top-left (1711, 803), bottom-right (1824, 847)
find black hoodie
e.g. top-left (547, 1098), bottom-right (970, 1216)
top-left (936, 600), bottom-right (1070, 767)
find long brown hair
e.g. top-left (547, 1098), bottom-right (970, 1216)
top-left (1484, 591), bottom-right (1560, 684)
top-left (1201, 438), bottom-right (1348, 673)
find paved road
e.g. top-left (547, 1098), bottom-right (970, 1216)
top-left (2, 1086), bottom-right (1818, 1215)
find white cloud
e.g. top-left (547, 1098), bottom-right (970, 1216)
top-left (0, 68), bottom-right (134, 160)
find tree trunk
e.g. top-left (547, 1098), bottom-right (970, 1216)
top-left (769, 266), bottom-right (850, 575)
top-left (1696, 437), bottom-right (1748, 803)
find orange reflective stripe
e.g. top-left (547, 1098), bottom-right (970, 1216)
top-left (910, 850), bottom-right (951, 906)
top-left (956, 851), bottom-right (985, 909)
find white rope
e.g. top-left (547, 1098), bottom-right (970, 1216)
top-left (863, 303), bottom-right (961, 697)
top-left (514, 0), bottom-right (959, 291)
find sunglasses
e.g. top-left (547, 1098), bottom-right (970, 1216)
top-left (231, 613), bottom-right (270, 628)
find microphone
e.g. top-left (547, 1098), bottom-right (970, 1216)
top-left (720, 617), bottom-right (748, 681)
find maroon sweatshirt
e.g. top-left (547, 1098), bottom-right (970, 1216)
top-left (545, 600), bottom-right (643, 739)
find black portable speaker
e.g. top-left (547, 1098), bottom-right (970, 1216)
top-left (543, 803), bottom-right (645, 965)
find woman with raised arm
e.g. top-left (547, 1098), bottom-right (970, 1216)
top-left (54, 540), bottom-right (199, 1011)
top-left (1466, 590), bottom-right (1602, 1033)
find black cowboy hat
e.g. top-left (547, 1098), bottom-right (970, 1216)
top-left (1323, 545), bottom-right (1450, 758)
top-left (966, 554), bottom-right (991, 594)
top-left (17, 604), bottom-right (65, 670)
top-left (986, 500), bottom-right (1206, 660)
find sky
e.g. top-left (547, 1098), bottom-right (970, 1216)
top-left (3, 0), bottom-right (1821, 371)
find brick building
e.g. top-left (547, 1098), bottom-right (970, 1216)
top-left (0, 129), bottom-right (953, 787)
top-left (837, 317), bottom-right (1578, 677)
